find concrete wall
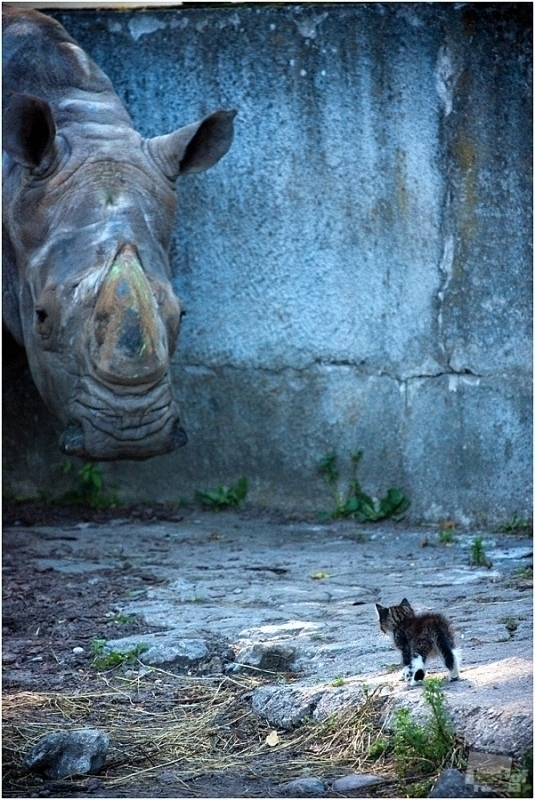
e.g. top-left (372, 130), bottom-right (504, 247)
top-left (4, 3), bottom-right (532, 524)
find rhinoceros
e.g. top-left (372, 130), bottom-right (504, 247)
top-left (2, 7), bottom-right (235, 460)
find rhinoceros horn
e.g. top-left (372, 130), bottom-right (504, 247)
top-left (147, 108), bottom-right (237, 180)
top-left (88, 243), bottom-right (174, 387)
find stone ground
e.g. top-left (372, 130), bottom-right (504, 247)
top-left (2, 504), bottom-right (532, 797)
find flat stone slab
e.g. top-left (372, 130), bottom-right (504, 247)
top-left (4, 514), bottom-right (532, 756)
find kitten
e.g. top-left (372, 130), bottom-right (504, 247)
top-left (375, 598), bottom-right (461, 686)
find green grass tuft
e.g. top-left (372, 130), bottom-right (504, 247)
top-left (319, 450), bottom-right (410, 522)
top-left (195, 476), bottom-right (248, 510)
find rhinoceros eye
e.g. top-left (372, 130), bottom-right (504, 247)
top-left (35, 307), bottom-right (48, 324)
top-left (34, 287), bottom-right (59, 347)
top-left (35, 306), bottom-right (54, 340)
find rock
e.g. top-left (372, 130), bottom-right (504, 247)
top-left (2, 653), bottom-right (17, 664)
top-left (234, 642), bottom-right (296, 672)
top-left (252, 680), bottom-right (368, 728)
top-left (252, 684), bottom-right (325, 729)
top-left (332, 774), bottom-right (383, 791)
top-left (312, 684), bottom-right (366, 721)
top-left (102, 633), bottom-right (209, 668)
top-left (156, 771), bottom-right (179, 784)
top-left (429, 768), bottom-right (473, 797)
top-left (22, 729), bottom-right (109, 779)
top-left (281, 777), bottom-right (325, 795)
top-left (204, 655), bottom-right (223, 674)
top-left (450, 694), bottom-right (533, 755)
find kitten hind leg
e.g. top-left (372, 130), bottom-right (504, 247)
top-left (448, 648), bottom-right (462, 681)
top-left (437, 630), bottom-right (461, 681)
top-left (409, 654), bottom-right (426, 686)
top-left (399, 645), bottom-right (413, 682)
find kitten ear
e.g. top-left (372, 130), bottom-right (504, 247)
top-left (400, 598), bottom-right (412, 607)
top-left (375, 603), bottom-right (385, 617)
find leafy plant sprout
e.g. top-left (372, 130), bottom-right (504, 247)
top-left (496, 513), bottom-right (532, 534)
top-left (318, 449), bottom-right (410, 522)
top-left (195, 476), bottom-right (247, 511)
top-left (56, 461), bottom-right (119, 509)
top-left (469, 537), bottom-right (492, 568)
top-left (392, 677), bottom-right (458, 780)
top-left (331, 675), bottom-right (345, 687)
top-left (438, 528), bottom-right (456, 545)
top-left (90, 639), bottom-right (149, 670)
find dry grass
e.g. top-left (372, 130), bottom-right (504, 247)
top-left (3, 671), bottom-right (393, 795)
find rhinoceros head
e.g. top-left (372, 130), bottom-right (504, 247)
top-left (3, 88), bottom-right (235, 460)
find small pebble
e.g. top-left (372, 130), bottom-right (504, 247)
top-left (282, 777), bottom-right (325, 795)
top-left (72, 647), bottom-right (84, 654)
top-left (157, 771), bottom-right (178, 784)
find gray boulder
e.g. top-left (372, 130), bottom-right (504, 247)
top-left (103, 633), bottom-right (209, 667)
top-left (233, 642), bottom-right (296, 672)
top-left (429, 768), bottom-right (473, 797)
top-left (22, 729), bottom-right (109, 779)
top-left (252, 684), bottom-right (325, 729)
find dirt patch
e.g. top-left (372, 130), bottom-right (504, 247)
top-left (2, 497), bottom-right (189, 529)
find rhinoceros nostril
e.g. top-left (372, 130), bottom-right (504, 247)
top-left (170, 421), bottom-right (187, 449)
top-left (59, 422), bottom-right (85, 456)
top-left (171, 420), bottom-right (188, 447)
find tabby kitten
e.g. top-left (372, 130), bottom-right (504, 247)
top-left (375, 598), bottom-right (461, 686)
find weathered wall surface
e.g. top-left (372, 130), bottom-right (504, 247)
top-left (3, 3), bottom-right (532, 524)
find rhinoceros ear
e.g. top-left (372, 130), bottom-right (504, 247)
top-left (3, 94), bottom-right (57, 170)
top-left (147, 109), bottom-right (236, 181)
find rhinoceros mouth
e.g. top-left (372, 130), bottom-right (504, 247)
top-left (61, 376), bottom-right (187, 460)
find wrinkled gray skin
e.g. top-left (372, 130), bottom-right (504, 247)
top-left (2, 7), bottom-right (235, 460)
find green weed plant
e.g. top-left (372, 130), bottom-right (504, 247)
top-left (195, 476), bottom-right (247, 510)
top-left (497, 514), bottom-right (532, 534)
top-left (438, 529), bottom-right (456, 545)
top-left (509, 749), bottom-right (533, 797)
top-left (57, 462), bottom-right (119, 509)
top-left (319, 450), bottom-right (410, 522)
top-left (392, 677), bottom-right (456, 779)
top-left (90, 639), bottom-right (148, 670)
top-left (469, 537), bottom-right (492, 568)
